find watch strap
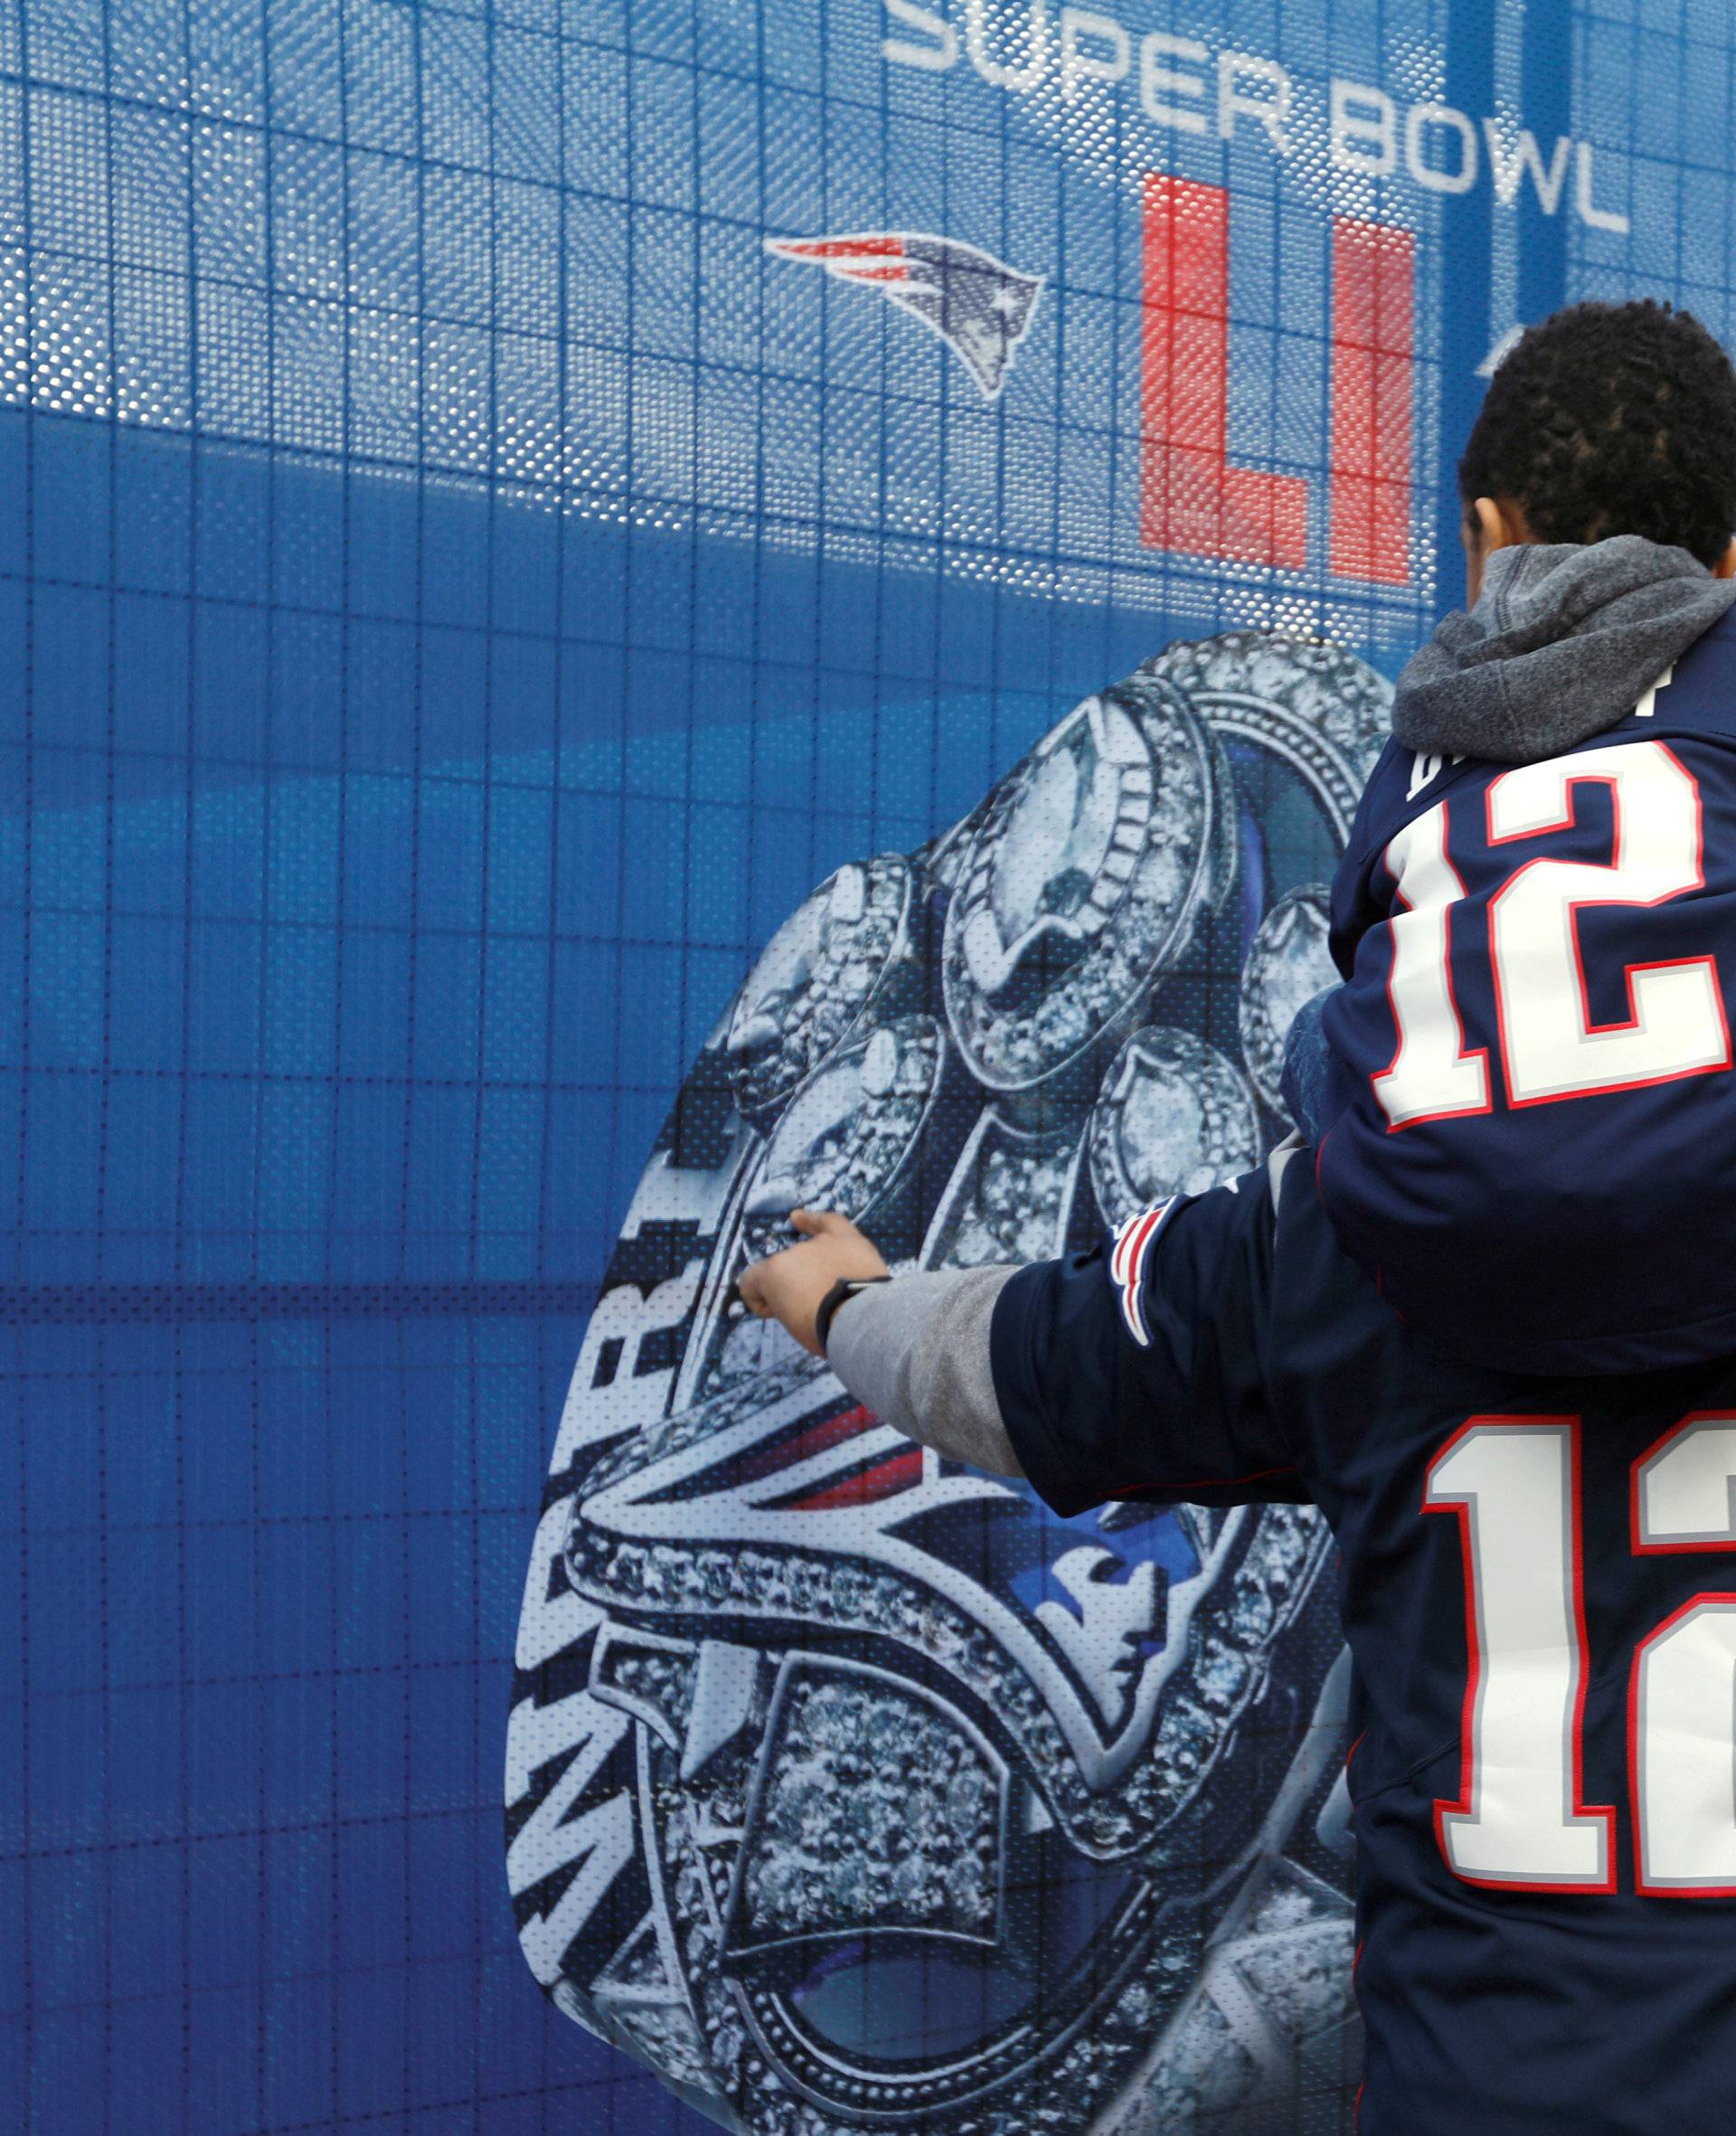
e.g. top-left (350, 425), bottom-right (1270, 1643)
top-left (815, 1273), bottom-right (891, 1355)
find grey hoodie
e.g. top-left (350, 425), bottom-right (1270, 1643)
top-left (826, 1262), bottom-right (1023, 1474)
top-left (1392, 534), bottom-right (1736, 764)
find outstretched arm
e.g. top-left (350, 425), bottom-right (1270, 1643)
top-left (741, 1159), bottom-right (1306, 1520)
top-left (737, 1210), bottom-right (1025, 1478)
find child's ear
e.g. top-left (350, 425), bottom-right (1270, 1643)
top-left (1477, 495), bottom-right (1534, 551)
top-left (1463, 496), bottom-right (1498, 605)
top-left (1468, 495), bottom-right (1504, 551)
top-left (1464, 495), bottom-right (1533, 606)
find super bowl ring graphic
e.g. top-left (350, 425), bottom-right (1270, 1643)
top-left (1143, 630), bottom-right (1390, 846)
top-left (1239, 886), bottom-right (1338, 1120)
top-left (726, 856), bottom-right (921, 1122)
top-left (738, 1014), bottom-right (959, 1263)
top-left (942, 678), bottom-right (1231, 1092)
top-left (561, 1351), bottom-right (1343, 2127)
top-left (921, 1108), bottom-right (1086, 1267)
top-left (507, 633), bottom-right (1392, 2135)
top-left (1089, 1025), bottom-right (1261, 1229)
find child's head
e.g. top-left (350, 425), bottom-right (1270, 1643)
top-left (1458, 299), bottom-right (1736, 600)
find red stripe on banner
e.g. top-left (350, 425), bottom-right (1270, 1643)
top-left (1331, 216), bottom-right (1415, 585)
top-left (1139, 175), bottom-right (1307, 571)
top-left (775, 237), bottom-right (904, 259)
top-left (734, 1403), bottom-right (882, 1484)
top-left (779, 1446), bottom-right (924, 1511)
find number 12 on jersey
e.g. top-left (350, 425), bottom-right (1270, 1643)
top-left (1377, 739), bottom-right (1731, 1126)
top-left (1426, 1413), bottom-right (1736, 1896)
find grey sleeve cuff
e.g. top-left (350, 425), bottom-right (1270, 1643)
top-left (825, 1266), bottom-right (1024, 1478)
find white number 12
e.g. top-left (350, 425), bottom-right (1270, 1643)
top-left (1426, 1412), bottom-right (1736, 1896)
top-left (1376, 740), bottom-right (1730, 1128)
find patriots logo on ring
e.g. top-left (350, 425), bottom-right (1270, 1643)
top-left (766, 231), bottom-right (1043, 399)
top-left (1111, 1197), bottom-right (1182, 1348)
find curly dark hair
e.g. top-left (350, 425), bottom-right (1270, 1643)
top-left (1459, 299), bottom-right (1736, 568)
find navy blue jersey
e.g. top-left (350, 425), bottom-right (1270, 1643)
top-left (1316, 606), bottom-right (1736, 1372)
top-left (993, 1155), bottom-right (1736, 2135)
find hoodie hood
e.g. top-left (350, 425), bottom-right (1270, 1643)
top-left (1392, 534), bottom-right (1736, 764)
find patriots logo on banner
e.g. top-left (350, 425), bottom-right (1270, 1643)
top-left (1111, 1197), bottom-right (1183, 1348)
top-left (767, 231), bottom-right (1043, 398)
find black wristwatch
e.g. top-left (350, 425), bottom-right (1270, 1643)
top-left (815, 1274), bottom-right (891, 1355)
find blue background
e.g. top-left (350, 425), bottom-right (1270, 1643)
top-left (2, 0), bottom-right (1725, 2130)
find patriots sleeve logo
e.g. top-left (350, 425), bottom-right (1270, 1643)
top-left (765, 232), bottom-right (1043, 399)
top-left (1109, 1197), bottom-right (1182, 1349)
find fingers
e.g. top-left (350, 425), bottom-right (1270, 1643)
top-left (790, 1206), bottom-right (852, 1237)
top-left (740, 1211), bottom-right (878, 1337)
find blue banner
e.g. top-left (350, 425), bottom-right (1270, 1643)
top-left (2, 2), bottom-right (1724, 2131)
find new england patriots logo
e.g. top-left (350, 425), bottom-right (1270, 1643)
top-left (767, 232), bottom-right (1043, 399)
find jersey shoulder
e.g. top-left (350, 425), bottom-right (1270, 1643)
top-left (994, 1160), bottom-right (1322, 1518)
top-left (1632, 599), bottom-right (1736, 744)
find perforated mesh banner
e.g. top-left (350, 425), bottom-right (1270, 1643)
top-left (3, 2), bottom-right (1726, 2132)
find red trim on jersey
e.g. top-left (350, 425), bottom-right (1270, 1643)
top-left (1630, 1411), bottom-right (1736, 1555)
top-left (1110, 1198), bottom-right (1176, 1348)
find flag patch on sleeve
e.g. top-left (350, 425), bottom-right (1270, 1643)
top-left (1109, 1198), bottom-right (1181, 1348)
